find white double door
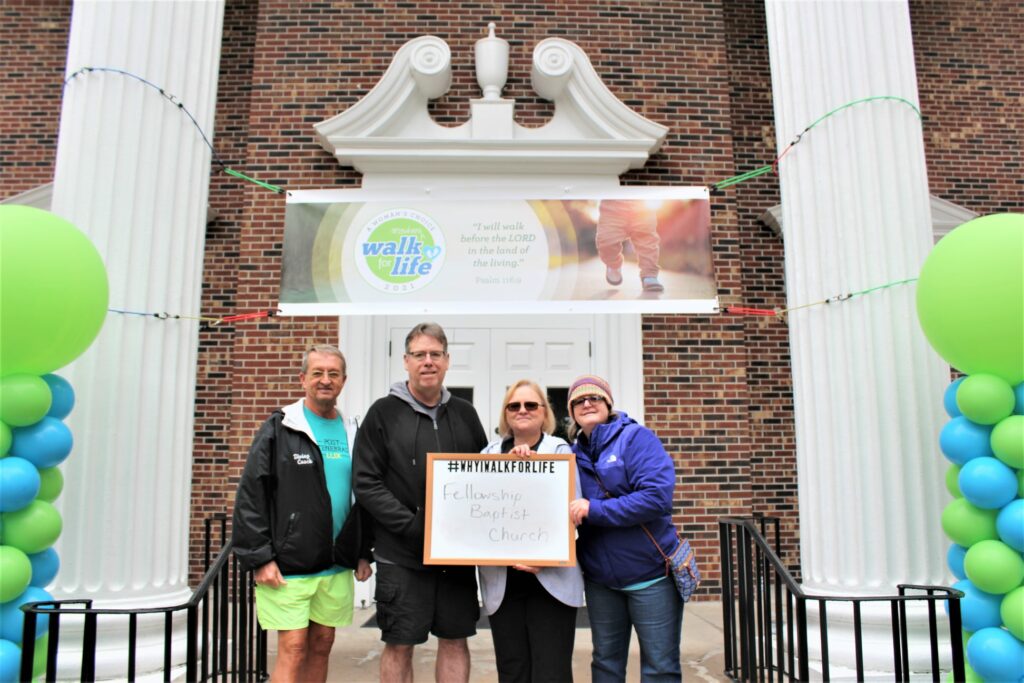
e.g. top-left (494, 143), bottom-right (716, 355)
top-left (386, 315), bottom-right (592, 438)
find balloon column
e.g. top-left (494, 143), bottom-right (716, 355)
top-left (0, 205), bottom-right (108, 682)
top-left (916, 212), bottom-right (1024, 683)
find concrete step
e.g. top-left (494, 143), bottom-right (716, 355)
top-left (268, 600), bottom-right (729, 682)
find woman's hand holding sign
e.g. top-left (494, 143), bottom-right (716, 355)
top-left (569, 498), bottom-right (590, 526)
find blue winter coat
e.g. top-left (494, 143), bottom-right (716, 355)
top-left (573, 412), bottom-right (679, 589)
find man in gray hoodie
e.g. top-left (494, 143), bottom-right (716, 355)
top-left (353, 322), bottom-right (487, 682)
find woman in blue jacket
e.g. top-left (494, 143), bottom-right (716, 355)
top-left (567, 375), bottom-right (683, 682)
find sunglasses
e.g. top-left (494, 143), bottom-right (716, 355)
top-left (570, 395), bottom-right (606, 408)
top-left (505, 401), bottom-right (543, 412)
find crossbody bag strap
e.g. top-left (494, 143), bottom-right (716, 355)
top-left (587, 459), bottom-right (675, 570)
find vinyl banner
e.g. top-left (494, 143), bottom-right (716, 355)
top-left (281, 188), bottom-right (715, 315)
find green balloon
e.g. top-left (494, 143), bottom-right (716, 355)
top-left (963, 658), bottom-right (982, 683)
top-left (0, 421), bottom-right (10, 456)
top-left (33, 633), bottom-right (47, 678)
top-left (36, 467), bottom-right (64, 503)
top-left (0, 500), bottom-right (62, 554)
top-left (941, 498), bottom-right (999, 547)
top-left (0, 205), bottom-right (109, 377)
top-left (0, 375), bottom-right (51, 427)
top-left (916, 213), bottom-right (1024, 385)
top-left (945, 464), bottom-right (962, 497)
top-left (0, 544), bottom-right (31, 602)
top-left (964, 539), bottom-right (1024, 594)
top-left (991, 415), bottom-right (1024, 469)
top-left (956, 374), bottom-right (1015, 425)
top-left (1002, 586), bottom-right (1024, 640)
top-left (946, 629), bottom-right (981, 681)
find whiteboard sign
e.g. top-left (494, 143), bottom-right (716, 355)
top-left (424, 453), bottom-right (577, 566)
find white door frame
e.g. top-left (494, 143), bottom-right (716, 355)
top-left (337, 314), bottom-right (644, 426)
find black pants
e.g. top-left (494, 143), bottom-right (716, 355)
top-left (489, 569), bottom-right (577, 683)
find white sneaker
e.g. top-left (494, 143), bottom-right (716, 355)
top-left (641, 276), bottom-right (664, 292)
top-left (606, 267), bottom-right (623, 286)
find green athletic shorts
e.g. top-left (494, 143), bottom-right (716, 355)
top-left (254, 570), bottom-right (354, 631)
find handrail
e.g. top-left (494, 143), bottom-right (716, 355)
top-left (719, 516), bottom-right (966, 682)
top-left (720, 516), bottom-right (803, 594)
top-left (19, 545), bottom-right (236, 621)
top-left (18, 515), bottom-right (267, 682)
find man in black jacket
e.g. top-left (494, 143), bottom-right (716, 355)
top-left (354, 322), bottom-right (487, 682)
top-left (233, 345), bottom-right (372, 683)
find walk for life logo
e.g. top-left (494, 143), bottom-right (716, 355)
top-left (355, 209), bottom-right (446, 293)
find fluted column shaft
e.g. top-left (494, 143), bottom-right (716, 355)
top-left (48, 1), bottom-right (224, 676)
top-left (765, 0), bottom-right (951, 672)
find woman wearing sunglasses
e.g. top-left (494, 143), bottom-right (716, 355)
top-left (566, 375), bottom-right (683, 682)
top-left (479, 379), bottom-right (584, 682)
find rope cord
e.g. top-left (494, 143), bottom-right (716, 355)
top-left (712, 95), bottom-right (922, 191)
top-left (64, 66), bottom-right (287, 193)
top-left (723, 277), bottom-right (919, 320)
top-left (107, 308), bottom-right (279, 327)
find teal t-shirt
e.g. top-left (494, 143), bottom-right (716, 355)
top-left (621, 575), bottom-right (666, 591)
top-left (286, 407), bottom-right (352, 579)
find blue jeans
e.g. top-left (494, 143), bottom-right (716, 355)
top-left (585, 577), bottom-right (683, 682)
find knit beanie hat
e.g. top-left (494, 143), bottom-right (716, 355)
top-left (567, 375), bottom-right (613, 410)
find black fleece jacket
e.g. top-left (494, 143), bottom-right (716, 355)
top-left (352, 388), bottom-right (487, 571)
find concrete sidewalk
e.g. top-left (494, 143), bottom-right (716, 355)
top-left (268, 600), bottom-right (729, 682)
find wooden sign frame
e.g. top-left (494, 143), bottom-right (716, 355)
top-left (424, 452), bottom-right (577, 566)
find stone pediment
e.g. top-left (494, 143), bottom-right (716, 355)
top-left (315, 28), bottom-right (668, 181)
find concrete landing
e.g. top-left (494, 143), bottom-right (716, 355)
top-left (268, 600), bottom-right (729, 682)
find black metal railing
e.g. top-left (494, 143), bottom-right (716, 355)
top-left (19, 515), bottom-right (267, 682)
top-left (719, 516), bottom-right (965, 682)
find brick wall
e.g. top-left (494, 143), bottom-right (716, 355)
top-left (910, 0), bottom-right (1023, 215)
top-left (187, 0), bottom-right (261, 583)
top-left (721, 0), bottom-right (799, 574)
top-left (200, 0), bottom-right (764, 598)
top-left (0, 0), bottom-right (70, 196)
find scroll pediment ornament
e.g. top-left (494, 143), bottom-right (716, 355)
top-left (314, 25), bottom-right (668, 178)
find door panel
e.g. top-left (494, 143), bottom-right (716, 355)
top-left (490, 328), bottom-right (590, 443)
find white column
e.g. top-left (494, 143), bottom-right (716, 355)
top-left (48, 1), bottom-right (224, 677)
top-left (765, 0), bottom-right (951, 673)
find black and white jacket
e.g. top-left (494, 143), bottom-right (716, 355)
top-left (232, 399), bottom-right (368, 575)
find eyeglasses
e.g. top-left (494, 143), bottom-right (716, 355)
top-left (406, 350), bottom-right (446, 362)
top-left (570, 395), bottom-right (606, 408)
top-left (505, 401), bottom-right (543, 413)
top-left (308, 370), bottom-right (344, 380)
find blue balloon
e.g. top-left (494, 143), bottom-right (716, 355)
top-left (1014, 381), bottom-right (1024, 415)
top-left (944, 376), bottom-right (966, 418)
top-left (41, 375), bottom-right (74, 420)
top-left (0, 587), bottom-right (52, 643)
top-left (959, 457), bottom-right (1018, 509)
top-left (997, 499), bottom-right (1024, 552)
top-left (0, 458), bottom-right (40, 513)
top-left (939, 417), bottom-right (994, 465)
top-left (947, 580), bottom-right (1003, 632)
top-left (27, 549), bottom-right (59, 588)
top-left (947, 543), bottom-right (968, 580)
top-left (0, 639), bottom-right (20, 683)
top-left (9, 418), bottom-right (72, 469)
top-left (966, 626), bottom-right (1024, 682)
